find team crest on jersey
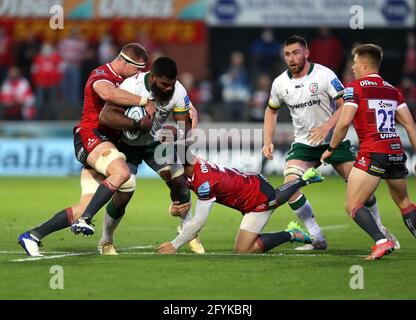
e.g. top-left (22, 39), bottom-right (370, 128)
top-left (197, 182), bottom-right (211, 199)
top-left (309, 82), bottom-right (319, 95)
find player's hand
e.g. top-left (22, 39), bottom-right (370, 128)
top-left (158, 242), bottom-right (177, 254)
top-left (144, 100), bottom-right (156, 120)
top-left (189, 104), bottom-right (198, 130)
top-left (137, 114), bottom-right (153, 133)
top-left (262, 143), bottom-right (274, 160)
top-left (308, 123), bottom-right (330, 146)
top-left (169, 201), bottom-right (191, 217)
top-left (320, 150), bottom-right (333, 164)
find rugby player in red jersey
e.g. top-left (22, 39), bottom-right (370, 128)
top-left (18, 43), bottom-right (155, 256)
top-left (158, 154), bottom-right (324, 254)
top-left (321, 44), bottom-right (416, 260)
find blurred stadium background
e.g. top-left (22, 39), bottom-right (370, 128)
top-left (0, 0), bottom-right (415, 178)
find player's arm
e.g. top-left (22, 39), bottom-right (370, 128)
top-left (263, 106), bottom-right (279, 160)
top-left (158, 199), bottom-right (215, 253)
top-left (99, 102), bottom-right (152, 132)
top-left (309, 99), bottom-right (344, 145)
top-left (396, 106), bottom-right (416, 152)
top-left (173, 111), bottom-right (193, 136)
top-left (94, 80), bottom-right (147, 106)
top-left (321, 105), bottom-right (357, 163)
top-left (263, 79), bottom-right (281, 160)
top-left (188, 103), bottom-right (198, 130)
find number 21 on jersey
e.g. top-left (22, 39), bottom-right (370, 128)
top-left (368, 99), bottom-right (397, 133)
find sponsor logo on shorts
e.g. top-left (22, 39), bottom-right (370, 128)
top-left (370, 165), bottom-right (385, 174)
top-left (87, 138), bottom-right (96, 148)
top-left (268, 199), bottom-right (277, 207)
top-left (77, 147), bottom-right (85, 161)
top-left (388, 154), bottom-right (404, 162)
top-left (358, 156), bottom-right (366, 166)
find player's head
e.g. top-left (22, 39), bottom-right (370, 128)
top-left (351, 44), bottom-right (383, 79)
top-left (149, 57), bottom-right (177, 102)
top-left (117, 43), bottom-right (148, 77)
top-left (283, 35), bottom-right (310, 75)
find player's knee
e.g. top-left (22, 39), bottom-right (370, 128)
top-left (94, 148), bottom-right (126, 176)
top-left (234, 243), bottom-right (251, 253)
top-left (284, 165), bottom-right (305, 179)
top-left (119, 174), bottom-right (136, 193)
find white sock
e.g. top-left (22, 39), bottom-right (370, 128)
top-left (100, 212), bottom-right (122, 243)
top-left (290, 197), bottom-right (323, 240)
top-left (367, 201), bottom-right (384, 232)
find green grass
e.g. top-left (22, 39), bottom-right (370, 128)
top-left (1, 176), bottom-right (416, 299)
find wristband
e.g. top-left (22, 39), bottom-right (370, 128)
top-left (327, 145), bottom-right (335, 152)
top-left (139, 96), bottom-right (147, 106)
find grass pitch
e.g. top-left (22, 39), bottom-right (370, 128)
top-left (1, 176), bottom-right (416, 300)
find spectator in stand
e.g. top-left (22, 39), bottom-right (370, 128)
top-left (219, 51), bottom-right (251, 121)
top-left (0, 26), bottom-right (13, 85)
top-left (58, 27), bottom-right (87, 111)
top-left (0, 66), bottom-right (35, 120)
top-left (179, 72), bottom-right (201, 106)
top-left (250, 28), bottom-right (282, 79)
top-left (309, 28), bottom-right (344, 74)
top-left (136, 30), bottom-right (160, 59)
top-left (403, 32), bottom-right (416, 80)
top-left (31, 42), bottom-right (64, 120)
top-left (249, 73), bottom-right (271, 122)
top-left (98, 35), bottom-right (118, 66)
top-left (15, 29), bottom-right (40, 84)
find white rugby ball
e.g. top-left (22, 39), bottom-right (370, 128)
top-left (123, 106), bottom-right (147, 141)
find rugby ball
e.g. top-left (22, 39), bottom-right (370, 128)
top-left (123, 106), bottom-right (147, 141)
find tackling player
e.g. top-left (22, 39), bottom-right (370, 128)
top-left (157, 154), bottom-right (323, 254)
top-left (321, 44), bottom-right (416, 260)
top-left (262, 36), bottom-right (398, 250)
top-left (17, 43), bottom-right (155, 256)
top-left (86, 57), bottom-right (205, 255)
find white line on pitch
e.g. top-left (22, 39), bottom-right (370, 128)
top-left (8, 246), bottom-right (154, 262)
top-left (320, 224), bottom-right (350, 231)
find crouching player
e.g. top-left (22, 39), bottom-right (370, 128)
top-left (158, 155), bottom-right (324, 254)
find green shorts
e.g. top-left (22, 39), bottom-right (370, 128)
top-left (285, 140), bottom-right (356, 164)
top-left (120, 141), bottom-right (179, 175)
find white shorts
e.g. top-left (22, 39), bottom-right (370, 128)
top-left (239, 209), bottom-right (274, 234)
